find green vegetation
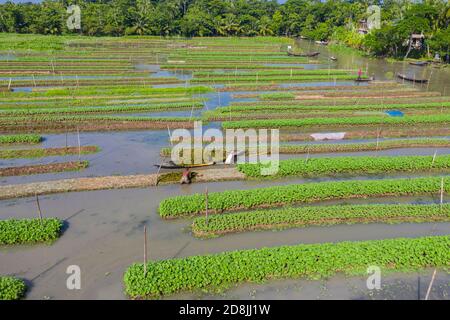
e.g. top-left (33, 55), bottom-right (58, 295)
top-left (161, 64), bottom-right (306, 70)
top-left (193, 70), bottom-right (352, 77)
top-left (0, 160), bottom-right (89, 177)
top-left (158, 176), bottom-right (449, 218)
top-left (160, 139), bottom-right (450, 157)
top-left (124, 235), bottom-right (450, 298)
top-left (222, 114), bottom-right (450, 129)
top-left (0, 115), bottom-right (201, 124)
top-left (1, 1), bottom-right (448, 62)
top-left (192, 204), bottom-right (450, 237)
top-left (0, 218), bottom-right (63, 245)
top-left (260, 92), bottom-right (296, 100)
top-left (0, 134), bottom-right (42, 145)
top-left (1, 86), bottom-right (212, 98)
top-left (0, 146), bottom-right (99, 159)
top-left (0, 102), bottom-right (204, 116)
top-left (0, 277), bottom-right (26, 300)
top-left (221, 101), bottom-right (450, 112)
top-left (191, 74), bottom-right (356, 83)
top-left (279, 139), bottom-right (450, 153)
top-left (238, 154), bottom-right (450, 178)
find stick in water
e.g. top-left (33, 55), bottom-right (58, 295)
top-left (431, 150), bottom-right (437, 167)
top-left (36, 193), bottom-right (43, 225)
top-left (77, 127), bottom-right (81, 160)
top-left (424, 269), bottom-right (437, 300)
top-left (205, 187), bottom-right (209, 225)
top-left (143, 225), bottom-right (147, 277)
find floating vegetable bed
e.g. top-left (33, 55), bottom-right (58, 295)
top-left (0, 146), bottom-right (99, 159)
top-left (158, 176), bottom-right (449, 218)
top-left (237, 154), bottom-right (450, 178)
top-left (222, 114), bottom-right (450, 129)
top-left (0, 134), bottom-right (42, 145)
top-left (124, 235), bottom-right (450, 299)
top-left (0, 277), bottom-right (27, 300)
top-left (192, 204), bottom-right (450, 238)
top-left (0, 218), bottom-right (63, 245)
top-left (0, 160), bottom-right (89, 176)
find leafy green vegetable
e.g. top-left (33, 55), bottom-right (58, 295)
top-left (124, 236), bottom-right (450, 299)
top-left (237, 154), bottom-right (450, 178)
top-left (192, 203), bottom-right (450, 237)
top-left (158, 176), bottom-right (449, 218)
top-left (0, 218), bottom-right (63, 245)
top-left (0, 134), bottom-right (42, 145)
top-left (0, 277), bottom-right (26, 300)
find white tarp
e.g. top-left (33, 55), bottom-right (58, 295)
top-left (310, 132), bottom-right (346, 141)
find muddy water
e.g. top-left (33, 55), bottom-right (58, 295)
top-left (1, 43), bottom-right (450, 300)
top-left (0, 184), bottom-right (449, 300)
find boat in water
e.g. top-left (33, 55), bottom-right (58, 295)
top-left (155, 161), bottom-right (216, 169)
top-left (287, 51), bottom-right (320, 57)
top-left (409, 61), bottom-right (428, 66)
top-left (396, 73), bottom-right (428, 83)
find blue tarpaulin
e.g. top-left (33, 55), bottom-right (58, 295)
top-left (385, 110), bottom-right (404, 117)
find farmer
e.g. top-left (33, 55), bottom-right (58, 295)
top-left (180, 167), bottom-right (191, 184)
top-left (357, 68), bottom-right (362, 80)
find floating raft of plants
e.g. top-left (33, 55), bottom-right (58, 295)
top-left (158, 176), bottom-right (449, 218)
top-left (0, 134), bottom-right (42, 145)
top-left (221, 114), bottom-right (450, 129)
top-left (124, 235), bottom-right (450, 299)
top-left (0, 160), bottom-right (88, 176)
top-left (192, 204), bottom-right (450, 238)
top-left (0, 146), bottom-right (99, 159)
top-left (160, 138), bottom-right (450, 157)
top-left (237, 154), bottom-right (450, 178)
top-left (0, 218), bottom-right (63, 245)
top-left (0, 277), bottom-right (26, 300)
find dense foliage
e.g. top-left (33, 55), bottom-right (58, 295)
top-left (192, 203), bottom-right (450, 237)
top-left (0, 277), bottom-right (26, 300)
top-left (124, 235), bottom-right (450, 298)
top-left (0, 134), bottom-right (42, 144)
top-left (0, 218), bottom-right (63, 245)
top-left (0, 0), bottom-right (448, 60)
top-left (158, 176), bottom-right (449, 217)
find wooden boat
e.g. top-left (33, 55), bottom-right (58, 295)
top-left (287, 51), bottom-right (320, 57)
top-left (154, 161), bottom-right (215, 169)
top-left (354, 78), bottom-right (372, 82)
top-left (396, 73), bottom-right (428, 83)
top-left (409, 61), bottom-right (428, 66)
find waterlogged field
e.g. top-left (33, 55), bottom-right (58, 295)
top-left (0, 35), bottom-right (449, 300)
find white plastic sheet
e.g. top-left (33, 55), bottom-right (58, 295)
top-left (310, 132), bottom-right (346, 141)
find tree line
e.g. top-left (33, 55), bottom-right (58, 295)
top-left (0, 0), bottom-right (449, 59)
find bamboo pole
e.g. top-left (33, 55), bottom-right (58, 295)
top-left (36, 193), bottom-right (43, 225)
top-left (205, 187), bottom-right (209, 226)
top-left (167, 125), bottom-right (173, 146)
top-left (7, 78), bottom-right (11, 91)
top-left (77, 127), bottom-right (81, 160)
top-left (143, 225), bottom-right (147, 277)
top-left (431, 150), bottom-right (437, 167)
top-left (424, 269), bottom-right (437, 300)
top-left (440, 177), bottom-right (444, 207)
top-left (376, 128), bottom-right (380, 150)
